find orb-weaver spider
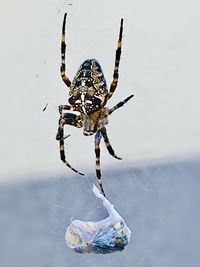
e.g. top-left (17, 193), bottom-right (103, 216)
top-left (56, 13), bottom-right (134, 196)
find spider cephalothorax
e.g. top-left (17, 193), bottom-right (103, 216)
top-left (56, 13), bottom-right (134, 196)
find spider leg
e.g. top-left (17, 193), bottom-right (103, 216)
top-left (56, 113), bottom-right (84, 175)
top-left (107, 18), bottom-right (124, 101)
top-left (94, 131), bottom-right (106, 196)
top-left (101, 127), bottom-right (122, 160)
top-left (58, 104), bottom-right (75, 115)
top-left (108, 94), bottom-right (134, 115)
top-left (60, 13), bottom-right (71, 88)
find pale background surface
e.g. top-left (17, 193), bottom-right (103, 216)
top-left (0, 0), bottom-right (200, 180)
top-left (0, 0), bottom-right (200, 266)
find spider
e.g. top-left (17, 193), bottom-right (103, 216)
top-left (56, 13), bottom-right (134, 196)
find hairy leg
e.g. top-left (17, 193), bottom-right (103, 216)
top-left (107, 18), bottom-right (124, 100)
top-left (56, 113), bottom-right (84, 175)
top-left (101, 127), bottom-right (122, 160)
top-left (94, 131), bottom-right (106, 196)
top-left (108, 94), bottom-right (134, 115)
top-left (60, 13), bottom-right (71, 87)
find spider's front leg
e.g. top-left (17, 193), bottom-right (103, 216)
top-left (100, 127), bottom-right (122, 160)
top-left (94, 131), bottom-right (106, 196)
top-left (56, 112), bottom-right (84, 175)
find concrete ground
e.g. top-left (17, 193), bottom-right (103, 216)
top-left (1, 157), bottom-right (199, 267)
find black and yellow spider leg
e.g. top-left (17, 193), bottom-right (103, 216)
top-left (60, 13), bottom-right (71, 87)
top-left (94, 131), bottom-right (106, 196)
top-left (108, 94), bottom-right (134, 115)
top-left (101, 127), bottom-right (122, 160)
top-left (107, 18), bottom-right (124, 100)
top-left (58, 104), bottom-right (75, 115)
top-left (56, 113), bottom-right (84, 175)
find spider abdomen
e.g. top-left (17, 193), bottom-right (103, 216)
top-left (69, 59), bottom-right (108, 114)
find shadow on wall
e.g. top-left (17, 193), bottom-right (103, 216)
top-left (0, 157), bottom-right (200, 267)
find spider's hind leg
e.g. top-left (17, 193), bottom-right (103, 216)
top-left (60, 13), bottom-right (71, 87)
top-left (107, 18), bottom-right (124, 100)
top-left (56, 112), bottom-right (84, 175)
